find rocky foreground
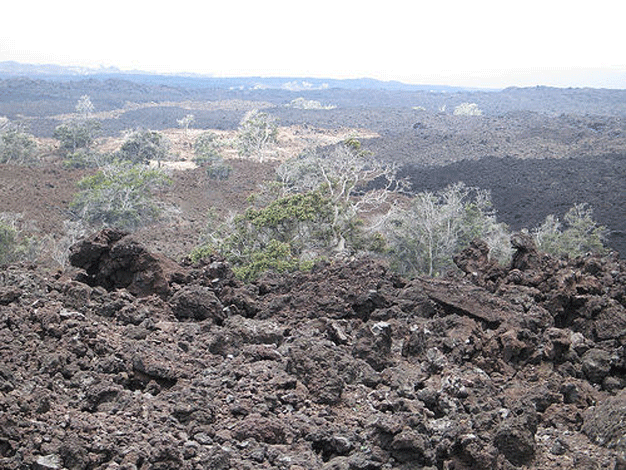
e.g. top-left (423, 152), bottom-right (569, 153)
top-left (1, 229), bottom-right (625, 470)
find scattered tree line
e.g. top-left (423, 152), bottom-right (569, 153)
top-left (1, 98), bottom-right (278, 266)
top-left (190, 139), bottom-right (608, 280)
top-left (0, 97), bottom-right (609, 274)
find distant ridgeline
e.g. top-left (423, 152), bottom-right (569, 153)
top-left (2, 61), bottom-right (626, 117)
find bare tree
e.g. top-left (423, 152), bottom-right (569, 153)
top-left (277, 142), bottom-right (405, 252)
top-left (46, 220), bottom-right (87, 268)
top-left (75, 95), bottom-right (94, 120)
top-left (237, 110), bottom-right (278, 162)
top-left (177, 114), bottom-right (195, 148)
top-left (383, 182), bottom-right (510, 277)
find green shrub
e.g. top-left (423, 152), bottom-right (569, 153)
top-left (188, 243), bottom-right (215, 264)
top-left (70, 162), bottom-right (171, 230)
top-left (0, 128), bottom-right (38, 164)
top-left (194, 132), bottom-right (222, 163)
top-left (191, 191), bottom-right (337, 281)
top-left (0, 216), bottom-right (39, 264)
top-left (205, 162), bottom-right (232, 180)
top-left (116, 130), bottom-right (169, 164)
top-left (232, 239), bottom-right (304, 282)
top-left (62, 150), bottom-right (115, 169)
top-left (54, 119), bottom-right (101, 155)
top-left (244, 191), bottom-right (332, 230)
top-left (533, 203), bottom-right (607, 257)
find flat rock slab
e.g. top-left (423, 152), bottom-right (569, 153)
top-left (420, 278), bottom-right (517, 327)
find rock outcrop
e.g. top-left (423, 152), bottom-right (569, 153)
top-left (69, 228), bottom-right (190, 297)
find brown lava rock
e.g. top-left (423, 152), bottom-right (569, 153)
top-left (1, 233), bottom-right (625, 469)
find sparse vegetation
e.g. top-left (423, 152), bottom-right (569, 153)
top-left (381, 186), bottom-right (607, 277)
top-left (193, 153), bottom-right (609, 280)
top-left (0, 85), bottom-right (618, 278)
top-left (0, 213), bottom-right (39, 264)
top-left (237, 110), bottom-right (278, 161)
top-left (383, 183), bottom-right (511, 277)
top-left (116, 129), bottom-right (169, 164)
top-left (70, 161), bottom-right (171, 230)
top-left (193, 141), bottom-right (402, 280)
top-left (2, 74), bottom-right (626, 470)
top-left (0, 126), bottom-right (38, 164)
top-left (533, 203), bottom-right (607, 257)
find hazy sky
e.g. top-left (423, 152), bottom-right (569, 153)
top-left (2, 0), bottom-right (625, 89)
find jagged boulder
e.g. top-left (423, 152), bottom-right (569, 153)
top-left (453, 238), bottom-right (506, 289)
top-left (69, 228), bottom-right (190, 297)
top-left (169, 285), bottom-right (226, 323)
top-left (510, 231), bottom-right (542, 271)
top-left (583, 389), bottom-right (626, 454)
top-left (287, 338), bottom-right (345, 405)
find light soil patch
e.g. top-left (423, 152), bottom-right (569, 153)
top-left (94, 125), bottom-right (380, 168)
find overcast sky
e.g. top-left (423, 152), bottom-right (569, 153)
top-left (1, 0), bottom-right (625, 89)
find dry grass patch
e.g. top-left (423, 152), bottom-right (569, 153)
top-left (94, 125), bottom-right (379, 168)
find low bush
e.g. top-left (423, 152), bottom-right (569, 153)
top-left (193, 132), bottom-right (232, 180)
top-left (191, 191), bottom-right (336, 281)
top-left (0, 215), bottom-right (39, 264)
top-left (116, 130), bottom-right (169, 164)
top-left (0, 128), bottom-right (38, 164)
top-left (533, 203), bottom-right (607, 257)
top-left (383, 182), bottom-right (511, 277)
top-left (62, 150), bottom-right (115, 169)
top-left (54, 119), bottom-right (101, 155)
top-left (70, 162), bottom-right (171, 230)
top-left (232, 239), bottom-right (311, 282)
top-left (193, 132), bottom-right (222, 163)
top-left (205, 162), bottom-right (232, 180)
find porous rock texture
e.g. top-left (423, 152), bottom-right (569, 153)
top-left (1, 230), bottom-right (625, 469)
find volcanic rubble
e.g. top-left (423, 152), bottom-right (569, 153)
top-left (0, 229), bottom-right (625, 470)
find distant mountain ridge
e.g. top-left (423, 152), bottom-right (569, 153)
top-left (3, 60), bottom-right (626, 127)
top-left (0, 60), bottom-right (488, 92)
